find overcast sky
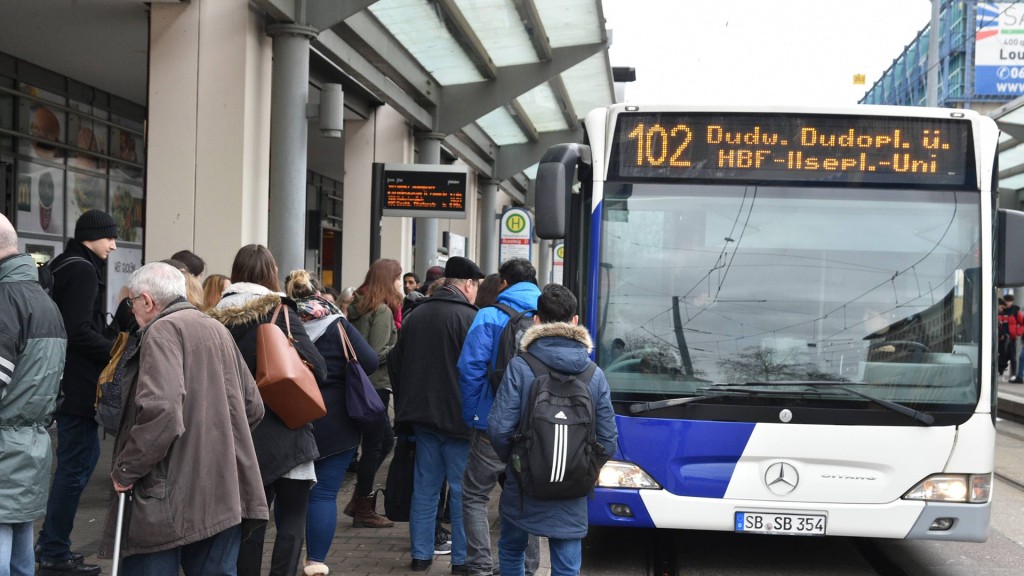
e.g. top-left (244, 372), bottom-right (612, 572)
top-left (603, 0), bottom-right (933, 106)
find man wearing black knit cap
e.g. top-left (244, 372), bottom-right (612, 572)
top-left (36, 210), bottom-right (118, 576)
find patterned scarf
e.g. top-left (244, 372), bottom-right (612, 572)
top-left (295, 295), bottom-right (343, 322)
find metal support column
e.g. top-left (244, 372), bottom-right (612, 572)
top-left (479, 179), bottom-right (499, 274)
top-left (414, 132), bottom-right (444, 278)
top-left (538, 239), bottom-right (552, 287)
top-left (926, 0), bottom-right (940, 107)
top-left (267, 23), bottom-right (318, 277)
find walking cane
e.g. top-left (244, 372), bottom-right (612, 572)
top-left (111, 490), bottom-right (129, 576)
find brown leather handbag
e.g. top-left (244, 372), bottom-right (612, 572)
top-left (255, 303), bottom-right (326, 429)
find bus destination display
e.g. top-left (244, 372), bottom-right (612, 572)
top-left (380, 165), bottom-right (467, 219)
top-left (609, 113), bottom-right (973, 187)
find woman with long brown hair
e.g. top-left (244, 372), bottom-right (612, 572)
top-left (207, 244), bottom-right (327, 576)
top-left (344, 258), bottom-right (402, 528)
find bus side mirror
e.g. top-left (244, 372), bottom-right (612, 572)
top-left (997, 209), bottom-right (1024, 287)
top-left (536, 144), bottom-right (591, 239)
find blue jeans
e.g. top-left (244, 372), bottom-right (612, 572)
top-left (498, 517), bottom-right (581, 576)
top-left (410, 425), bottom-right (469, 564)
top-left (0, 521), bottom-right (34, 576)
top-left (306, 448), bottom-right (357, 562)
top-left (463, 430), bottom-right (540, 576)
top-left (37, 414), bottom-right (101, 562)
top-left (122, 524), bottom-right (241, 576)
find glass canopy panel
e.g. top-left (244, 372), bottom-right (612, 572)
top-left (999, 105), bottom-right (1024, 126)
top-left (562, 53), bottom-right (614, 118)
top-left (518, 83), bottom-right (569, 132)
top-left (1000, 142), bottom-right (1024, 172)
top-left (369, 0), bottom-right (485, 85)
top-left (1000, 172), bottom-right (1024, 190)
top-left (1000, 130), bottom-right (1015, 145)
top-left (455, 0), bottom-right (538, 67)
top-left (476, 106), bottom-right (528, 145)
top-left (537, 0), bottom-right (603, 47)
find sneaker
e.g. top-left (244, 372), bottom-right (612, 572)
top-left (1010, 377), bottom-right (1023, 384)
top-left (434, 524), bottom-right (452, 554)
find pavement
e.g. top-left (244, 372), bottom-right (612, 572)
top-left (38, 428), bottom-right (540, 576)
top-left (36, 386), bottom-right (1024, 576)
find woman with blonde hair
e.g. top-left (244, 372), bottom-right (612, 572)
top-left (343, 258), bottom-right (402, 528)
top-left (202, 273), bottom-right (231, 311)
top-left (285, 269), bottom-right (378, 575)
top-left (207, 245), bottom-right (327, 576)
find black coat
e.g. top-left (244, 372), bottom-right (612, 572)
top-left (307, 315), bottom-right (378, 459)
top-left (208, 287), bottom-right (327, 484)
top-left (50, 239), bottom-right (114, 417)
top-left (390, 286), bottom-right (476, 439)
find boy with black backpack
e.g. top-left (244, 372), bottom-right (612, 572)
top-left (487, 284), bottom-right (617, 576)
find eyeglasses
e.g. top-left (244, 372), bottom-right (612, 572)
top-left (126, 294), bottom-right (142, 309)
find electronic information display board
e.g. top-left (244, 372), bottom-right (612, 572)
top-left (607, 112), bottom-right (976, 188)
top-left (377, 163), bottom-right (468, 219)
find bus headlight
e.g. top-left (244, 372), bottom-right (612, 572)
top-left (597, 460), bottom-right (661, 489)
top-left (903, 473), bottom-right (991, 503)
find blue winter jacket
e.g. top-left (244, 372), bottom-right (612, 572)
top-left (458, 281), bottom-right (541, 430)
top-left (487, 321), bottom-right (617, 540)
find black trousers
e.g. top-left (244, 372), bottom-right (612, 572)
top-left (355, 389), bottom-right (395, 496)
top-left (237, 478), bottom-right (312, 576)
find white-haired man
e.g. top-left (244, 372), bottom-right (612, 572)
top-left (101, 262), bottom-right (268, 574)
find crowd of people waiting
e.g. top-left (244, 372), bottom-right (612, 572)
top-left (0, 207), bottom-right (615, 576)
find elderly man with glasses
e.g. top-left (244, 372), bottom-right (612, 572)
top-left (99, 262), bottom-right (267, 575)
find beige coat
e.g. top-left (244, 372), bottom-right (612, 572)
top-left (100, 301), bottom-right (268, 557)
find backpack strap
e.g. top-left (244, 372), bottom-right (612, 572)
top-left (50, 255), bottom-right (88, 274)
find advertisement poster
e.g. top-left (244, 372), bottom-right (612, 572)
top-left (499, 207), bottom-right (532, 264)
top-left (107, 247), bottom-right (143, 316)
top-left (16, 160), bottom-right (65, 236)
top-left (109, 182), bottom-right (144, 243)
top-left (110, 114), bottom-right (145, 184)
top-left (68, 99), bottom-right (108, 172)
top-left (975, 3), bottom-right (1024, 96)
top-left (18, 84), bottom-right (66, 161)
top-left (67, 171), bottom-right (108, 228)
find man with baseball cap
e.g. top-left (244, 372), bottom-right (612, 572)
top-left (390, 256), bottom-right (485, 572)
top-left (37, 210), bottom-right (119, 575)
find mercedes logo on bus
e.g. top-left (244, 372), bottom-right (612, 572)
top-left (765, 462), bottom-right (799, 495)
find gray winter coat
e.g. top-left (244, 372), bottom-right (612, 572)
top-left (0, 253), bottom-right (66, 523)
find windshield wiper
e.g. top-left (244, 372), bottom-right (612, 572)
top-left (628, 393), bottom-right (732, 415)
top-left (720, 381), bottom-right (935, 425)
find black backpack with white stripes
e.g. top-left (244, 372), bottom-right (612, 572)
top-left (510, 351), bottom-right (607, 500)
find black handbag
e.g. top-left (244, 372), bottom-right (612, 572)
top-left (384, 433), bottom-right (416, 522)
top-left (338, 324), bottom-right (386, 423)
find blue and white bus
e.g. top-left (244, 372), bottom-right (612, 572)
top-left (534, 104), bottom-right (1024, 541)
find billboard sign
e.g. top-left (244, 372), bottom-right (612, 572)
top-left (975, 3), bottom-right (1024, 96)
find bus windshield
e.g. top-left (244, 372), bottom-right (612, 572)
top-left (597, 182), bottom-right (981, 420)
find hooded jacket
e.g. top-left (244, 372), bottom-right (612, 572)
top-left (0, 253), bottom-right (66, 523)
top-left (49, 239), bottom-right (114, 416)
top-left (458, 281), bottom-right (541, 430)
top-left (207, 283), bottom-right (327, 483)
top-left (390, 285), bottom-right (477, 438)
top-left (100, 300), bottom-right (268, 556)
top-left (487, 321), bottom-right (617, 540)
